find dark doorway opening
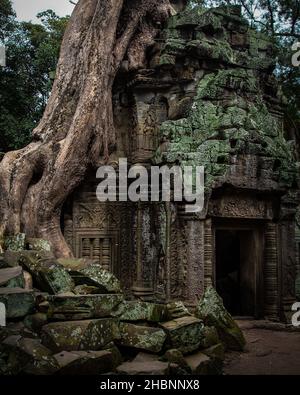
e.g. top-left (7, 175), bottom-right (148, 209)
top-left (216, 229), bottom-right (257, 317)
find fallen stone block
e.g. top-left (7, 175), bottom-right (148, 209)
top-left (0, 288), bottom-right (35, 319)
top-left (202, 343), bottom-right (225, 374)
top-left (24, 313), bottom-right (48, 334)
top-left (23, 271), bottom-right (33, 290)
top-left (57, 258), bottom-right (96, 271)
top-left (117, 360), bottom-right (169, 375)
top-left (41, 318), bottom-right (120, 352)
top-left (196, 286), bottom-right (246, 351)
top-left (47, 294), bottom-right (124, 320)
top-left (113, 301), bottom-right (169, 323)
top-left (201, 326), bottom-right (220, 348)
top-left (26, 238), bottom-right (52, 252)
top-left (163, 349), bottom-right (191, 372)
top-left (184, 351), bottom-right (213, 375)
top-left (167, 301), bottom-right (192, 319)
top-left (133, 352), bottom-right (160, 363)
top-left (4, 234), bottom-right (26, 252)
top-left (2, 336), bottom-right (59, 375)
top-left (54, 350), bottom-right (116, 375)
top-left (20, 253), bottom-right (74, 295)
top-left (160, 316), bottom-right (204, 354)
top-left (0, 266), bottom-right (25, 288)
top-left (118, 323), bottom-right (167, 353)
top-left (68, 264), bottom-right (121, 294)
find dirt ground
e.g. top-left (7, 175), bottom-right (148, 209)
top-left (224, 320), bottom-right (300, 375)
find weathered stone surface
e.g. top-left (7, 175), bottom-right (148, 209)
top-left (23, 271), bottom-right (33, 290)
top-left (184, 352), bottom-right (214, 375)
top-left (57, 258), bottom-right (96, 271)
top-left (0, 266), bottom-right (25, 288)
top-left (118, 323), bottom-right (167, 353)
top-left (0, 288), bottom-right (35, 319)
top-left (2, 336), bottom-right (59, 375)
top-left (202, 343), bottom-right (225, 374)
top-left (74, 285), bottom-right (102, 295)
top-left (0, 255), bottom-right (7, 269)
top-left (69, 264), bottom-right (122, 294)
top-left (26, 238), bottom-right (52, 252)
top-left (163, 349), bottom-right (190, 372)
top-left (47, 294), bottom-right (124, 320)
top-left (2, 251), bottom-right (22, 268)
top-left (24, 313), bottom-right (48, 334)
top-left (160, 316), bottom-right (204, 354)
top-left (201, 326), bottom-right (220, 348)
top-left (41, 319), bottom-right (120, 352)
top-left (20, 253), bottom-right (74, 295)
top-left (117, 360), bottom-right (169, 375)
top-left (196, 286), bottom-right (246, 351)
top-left (113, 301), bottom-right (169, 322)
top-left (133, 352), bottom-right (160, 363)
top-left (54, 350), bottom-right (116, 375)
top-left (4, 234), bottom-right (26, 252)
top-left (167, 301), bottom-right (191, 319)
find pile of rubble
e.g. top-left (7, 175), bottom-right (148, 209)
top-left (0, 235), bottom-right (245, 375)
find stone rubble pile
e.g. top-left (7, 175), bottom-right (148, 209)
top-left (0, 235), bottom-right (245, 375)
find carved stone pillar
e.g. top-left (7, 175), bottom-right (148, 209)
top-left (278, 220), bottom-right (297, 322)
top-left (185, 219), bottom-right (205, 304)
top-left (204, 219), bottom-right (214, 289)
top-left (132, 202), bottom-right (155, 299)
top-left (264, 222), bottom-right (280, 321)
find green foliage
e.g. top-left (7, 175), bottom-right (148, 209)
top-left (0, 2), bottom-right (69, 152)
top-left (189, 0), bottom-right (300, 127)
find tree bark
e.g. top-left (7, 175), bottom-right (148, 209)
top-left (0, 0), bottom-right (174, 257)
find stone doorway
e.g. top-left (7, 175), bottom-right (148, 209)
top-left (214, 221), bottom-right (264, 319)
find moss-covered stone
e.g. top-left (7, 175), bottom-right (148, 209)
top-left (113, 301), bottom-right (169, 323)
top-left (118, 323), bottom-right (167, 353)
top-left (0, 288), bottom-right (35, 319)
top-left (196, 286), bottom-right (246, 351)
top-left (19, 254), bottom-right (74, 295)
top-left (160, 316), bottom-right (204, 354)
top-left (41, 319), bottom-right (120, 353)
top-left (26, 238), bottom-right (52, 252)
top-left (47, 294), bottom-right (124, 320)
top-left (4, 234), bottom-right (26, 252)
top-left (2, 336), bottom-right (59, 375)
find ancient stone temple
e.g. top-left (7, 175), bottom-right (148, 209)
top-left (63, 5), bottom-right (300, 322)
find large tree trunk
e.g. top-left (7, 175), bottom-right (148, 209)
top-left (0, 0), bottom-right (174, 257)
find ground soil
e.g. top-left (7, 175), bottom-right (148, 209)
top-left (224, 320), bottom-right (300, 375)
